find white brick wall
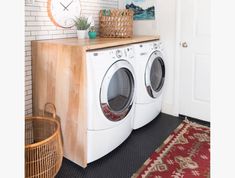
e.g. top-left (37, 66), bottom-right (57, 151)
top-left (25, 0), bottom-right (118, 115)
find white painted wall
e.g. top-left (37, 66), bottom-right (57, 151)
top-left (119, 0), bottom-right (177, 115)
top-left (157, 0), bottom-right (177, 116)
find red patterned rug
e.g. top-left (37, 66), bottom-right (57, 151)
top-left (132, 120), bottom-right (210, 178)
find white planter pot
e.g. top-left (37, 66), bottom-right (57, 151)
top-left (77, 30), bottom-right (88, 39)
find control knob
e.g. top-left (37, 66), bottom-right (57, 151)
top-left (127, 48), bottom-right (134, 58)
top-left (153, 43), bottom-right (160, 49)
top-left (116, 50), bottom-right (123, 58)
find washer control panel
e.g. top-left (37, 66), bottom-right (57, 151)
top-left (116, 50), bottom-right (123, 58)
top-left (93, 46), bottom-right (136, 60)
top-left (126, 47), bottom-right (134, 59)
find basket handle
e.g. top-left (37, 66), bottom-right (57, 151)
top-left (43, 103), bottom-right (56, 119)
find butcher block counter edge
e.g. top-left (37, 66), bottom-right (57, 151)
top-left (32, 35), bottom-right (160, 51)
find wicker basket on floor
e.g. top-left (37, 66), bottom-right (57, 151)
top-left (25, 103), bottom-right (63, 178)
top-left (99, 9), bottom-right (134, 38)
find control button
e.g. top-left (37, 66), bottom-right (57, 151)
top-left (153, 43), bottom-right (158, 47)
top-left (127, 48), bottom-right (134, 58)
top-left (109, 51), bottom-right (115, 58)
top-left (140, 52), bottom-right (147, 56)
top-left (116, 50), bottom-right (123, 58)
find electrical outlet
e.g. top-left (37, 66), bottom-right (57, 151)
top-left (25, 0), bottom-right (34, 5)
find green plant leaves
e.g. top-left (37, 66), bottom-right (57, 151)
top-left (73, 16), bottom-right (91, 30)
top-left (89, 26), bottom-right (96, 32)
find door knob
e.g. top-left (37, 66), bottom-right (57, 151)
top-left (181, 42), bottom-right (188, 48)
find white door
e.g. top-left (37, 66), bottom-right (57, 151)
top-left (179, 0), bottom-right (211, 122)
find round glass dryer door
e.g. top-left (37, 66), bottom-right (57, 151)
top-left (100, 60), bottom-right (135, 122)
top-left (145, 50), bottom-right (165, 98)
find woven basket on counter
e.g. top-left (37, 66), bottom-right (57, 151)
top-left (99, 9), bottom-right (134, 38)
top-left (25, 103), bottom-right (63, 178)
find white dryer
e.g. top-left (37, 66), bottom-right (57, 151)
top-left (132, 40), bottom-right (166, 129)
top-left (86, 45), bottom-right (136, 163)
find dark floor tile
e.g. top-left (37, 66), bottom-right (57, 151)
top-left (56, 113), bottom-right (207, 178)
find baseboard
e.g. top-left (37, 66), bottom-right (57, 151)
top-left (161, 102), bottom-right (178, 116)
top-left (179, 114), bottom-right (210, 127)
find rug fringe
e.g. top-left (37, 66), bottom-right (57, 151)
top-left (131, 173), bottom-right (138, 178)
top-left (183, 119), bottom-right (210, 129)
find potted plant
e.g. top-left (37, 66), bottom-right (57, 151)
top-left (74, 16), bottom-right (91, 39)
top-left (88, 26), bottom-right (97, 39)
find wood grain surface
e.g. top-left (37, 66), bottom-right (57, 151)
top-left (34, 35), bottom-right (160, 50)
top-left (32, 42), bottom-right (87, 167)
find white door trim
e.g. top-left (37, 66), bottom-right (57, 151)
top-left (173, 0), bottom-right (182, 116)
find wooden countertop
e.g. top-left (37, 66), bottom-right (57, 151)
top-left (34, 35), bottom-right (160, 51)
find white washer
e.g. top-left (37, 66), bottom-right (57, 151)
top-left (132, 40), bottom-right (166, 129)
top-left (86, 45), bottom-right (136, 163)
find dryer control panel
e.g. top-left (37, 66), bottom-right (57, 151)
top-left (114, 47), bottom-right (134, 59)
top-left (153, 41), bottom-right (163, 50)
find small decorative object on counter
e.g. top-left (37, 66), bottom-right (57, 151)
top-left (74, 16), bottom-right (91, 39)
top-left (99, 9), bottom-right (134, 38)
top-left (88, 26), bottom-right (97, 39)
top-left (25, 103), bottom-right (63, 178)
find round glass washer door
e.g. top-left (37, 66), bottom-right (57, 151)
top-left (100, 60), bottom-right (135, 122)
top-left (145, 50), bottom-right (165, 98)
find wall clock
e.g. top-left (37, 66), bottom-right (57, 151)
top-left (48, 0), bottom-right (81, 28)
